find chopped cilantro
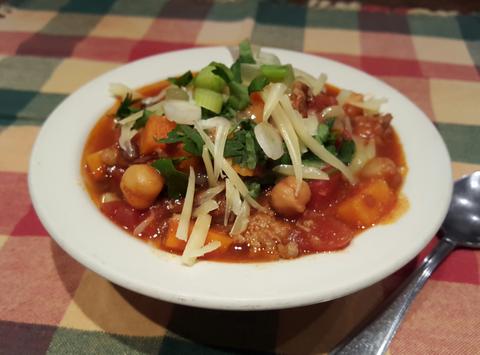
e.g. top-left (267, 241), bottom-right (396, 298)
top-left (338, 139), bottom-right (355, 164)
top-left (224, 121), bottom-right (266, 169)
top-left (316, 123), bottom-right (330, 144)
top-left (168, 70), bottom-right (193, 87)
top-left (210, 62), bottom-right (234, 83)
top-left (132, 110), bottom-right (152, 130)
top-left (116, 93), bottom-right (140, 119)
top-left (248, 75), bottom-right (270, 94)
top-left (158, 125), bottom-right (204, 156)
top-left (246, 181), bottom-right (261, 199)
top-left (227, 81), bottom-right (250, 111)
top-left (151, 159), bottom-right (189, 198)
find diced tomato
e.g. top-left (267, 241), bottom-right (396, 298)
top-left (296, 213), bottom-right (354, 252)
top-left (307, 173), bottom-right (343, 210)
top-left (101, 200), bottom-right (146, 232)
top-left (308, 93), bottom-right (338, 113)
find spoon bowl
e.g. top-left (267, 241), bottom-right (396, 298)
top-left (442, 171), bottom-right (480, 247)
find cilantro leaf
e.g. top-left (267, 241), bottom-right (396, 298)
top-left (246, 181), bottom-right (261, 199)
top-left (132, 110), bottom-right (152, 130)
top-left (116, 93), bottom-right (140, 119)
top-left (338, 139), bottom-right (355, 164)
top-left (227, 81), bottom-right (250, 111)
top-left (151, 159), bottom-right (189, 198)
top-left (244, 131), bottom-right (257, 169)
top-left (248, 75), bottom-right (270, 94)
top-left (210, 62), bottom-right (234, 83)
top-left (168, 71), bottom-right (193, 87)
top-left (158, 125), bottom-right (204, 156)
top-left (224, 121), bottom-right (266, 169)
top-left (315, 123), bottom-right (330, 144)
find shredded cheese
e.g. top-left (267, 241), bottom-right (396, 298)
top-left (176, 167), bottom-right (196, 241)
top-left (118, 121), bottom-right (137, 157)
top-left (202, 145), bottom-right (216, 187)
top-left (350, 137), bottom-right (376, 173)
top-left (304, 114), bottom-right (320, 136)
top-left (336, 89), bottom-right (353, 106)
top-left (220, 159), bottom-right (265, 211)
top-left (181, 213), bottom-right (212, 266)
top-left (261, 83), bottom-right (287, 122)
top-left (200, 117), bottom-right (231, 180)
top-left (186, 241), bottom-right (221, 258)
top-left (271, 105), bottom-right (303, 195)
top-left (109, 83), bottom-right (142, 100)
top-left (279, 95), bottom-right (356, 184)
top-left (224, 178), bottom-right (243, 225)
top-left (230, 200), bottom-right (251, 236)
top-left (197, 183), bottom-right (225, 205)
top-left (193, 199), bottom-right (219, 217)
top-left (293, 69), bottom-right (327, 95)
top-left (273, 165), bottom-right (330, 180)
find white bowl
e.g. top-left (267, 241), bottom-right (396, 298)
top-left (29, 47), bottom-right (452, 310)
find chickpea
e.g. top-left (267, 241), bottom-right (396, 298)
top-left (120, 164), bottom-right (165, 209)
top-left (270, 176), bottom-right (311, 217)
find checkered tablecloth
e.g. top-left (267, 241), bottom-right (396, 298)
top-left (1, 0), bottom-right (479, 354)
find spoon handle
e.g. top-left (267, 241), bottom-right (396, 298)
top-left (332, 238), bottom-right (456, 355)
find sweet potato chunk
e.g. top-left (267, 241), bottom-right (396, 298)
top-left (336, 179), bottom-right (395, 228)
top-left (139, 115), bottom-right (176, 155)
top-left (85, 150), bottom-right (106, 180)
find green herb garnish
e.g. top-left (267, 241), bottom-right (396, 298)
top-left (338, 139), bottom-right (355, 164)
top-left (248, 75), bottom-right (270, 94)
top-left (158, 125), bottom-right (204, 157)
top-left (132, 109), bottom-right (152, 130)
top-left (151, 159), bottom-right (189, 198)
top-left (168, 70), bottom-right (193, 87)
top-left (116, 93), bottom-right (140, 119)
top-left (246, 181), bottom-right (261, 199)
top-left (224, 121), bottom-right (266, 169)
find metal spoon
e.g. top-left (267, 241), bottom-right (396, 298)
top-left (332, 171), bottom-right (480, 355)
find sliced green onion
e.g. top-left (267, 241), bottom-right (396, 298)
top-left (240, 63), bottom-right (261, 84)
top-left (194, 88), bottom-right (223, 114)
top-left (194, 65), bottom-right (226, 93)
top-left (260, 64), bottom-right (293, 83)
top-left (165, 86), bottom-right (189, 101)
